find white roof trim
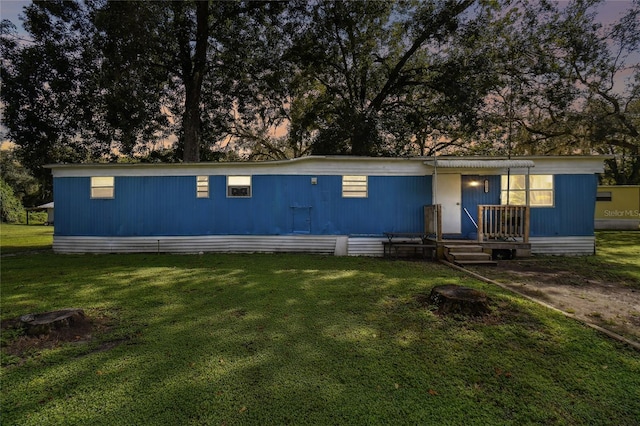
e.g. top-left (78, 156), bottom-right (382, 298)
top-left (48, 157), bottom-right (430, 177)
top-left (426, 159), bottom-right (535, 168)
top-left (46, 155), bottom-right (607, 177)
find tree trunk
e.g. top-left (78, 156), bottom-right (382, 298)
top-left (183, 80), bottom-right (202, 162)
top-left (351, 115), bottom-right (375, 156)
top-left (180, 1), bottom-right (209, 162)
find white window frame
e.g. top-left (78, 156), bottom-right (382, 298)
top-left (196, 176), bottom-right (209, 198)
top-left (342, 175), bottom-right (368, 198)
top-left (91, 176), bottom-right (114, 199)
top-left (501, 175), bottom-right (554, 207)
top-left (227, 175), bottom-right (251, 198)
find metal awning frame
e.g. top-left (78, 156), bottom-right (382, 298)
top-left (425, 159), bottom-right (535, 169)
top-left (430, 158), bottom-right (534, 213)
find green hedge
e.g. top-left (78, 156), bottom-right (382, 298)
top-left (0, 177), bottom-right (25, 223)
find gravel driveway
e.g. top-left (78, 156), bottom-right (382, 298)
top-left (466, 259), bottom-right (640, 347)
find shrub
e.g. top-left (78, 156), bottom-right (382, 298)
top-left (0, 177), bottom-right (25, 223)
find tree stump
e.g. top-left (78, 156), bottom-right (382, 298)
top-left (429, 285), bottom-right (489, 316)
top-left (19, 308), bottom-right (86, 336)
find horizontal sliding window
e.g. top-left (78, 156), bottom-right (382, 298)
top-left (342, 175), bottom-right (367, 198)
top-left (227, 175), bottom-right (251, 198)
top-left (196, 176), bottom-right (209, 198)
top-left (91, 176), bottom-right (114, 199)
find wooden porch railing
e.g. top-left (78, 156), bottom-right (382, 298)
top-left (424, 204), bottom-right (442, 241)
top-left (477, 205), bottom-right (530, 243)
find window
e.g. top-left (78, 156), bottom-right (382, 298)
top-left (596, 191), bottom-right (612, 202)
top-left (501, 175), bottom-right (553, 207)
top-left (227, 175), bottom-right (251, 197)
top-left (342, 175), bottom-right (368, 198)
top-left (91, 176), bottom-right (114, 199)
top-left (196, 176), bottom-right (209, 198)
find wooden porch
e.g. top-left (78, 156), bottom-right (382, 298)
top-left (424, 204), bottom-right (532, 264)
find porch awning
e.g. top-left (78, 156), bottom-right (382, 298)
top-left (425, 159), bottom-right (535, 168)
top-left (27, 202), bottom-right (54, 211)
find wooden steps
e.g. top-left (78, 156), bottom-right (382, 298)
top-left (444, 245), bottom-right (497, 266)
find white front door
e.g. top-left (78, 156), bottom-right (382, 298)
top-left (435, 173), bottom-right (461, 234)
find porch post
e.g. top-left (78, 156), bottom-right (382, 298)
top-left (433, 157), bottom-right (438, 206)
top-left (477, 205), bottom-right (484, 242)
top-left (523, 207), bottom-right (530, 243)
top-left (437, 204), bottom-right (442, 241)
top-left (525, 167), bottom-right (531, 243)
top-left (526, 167), bottom-right (531, 207)
top-left (433, 158), bottom-right (440, 240)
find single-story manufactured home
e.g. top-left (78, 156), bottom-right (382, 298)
top-left (47, 155), bottom-right (606, 256)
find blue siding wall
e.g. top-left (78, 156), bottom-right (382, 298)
top-left (459, 174), bottom-right (597, 238)
top-left (529, 174), bottom-right (598, 237)
top-left (54, 175), bottom-right (432, 237)
top-left (54, 172), bottom-right (597, 238)
top-left (461, 175), bottom-right (501, 238)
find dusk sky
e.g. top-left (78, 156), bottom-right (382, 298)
top-left (1, 0), bottom-right (636, 36)
top-left (0, 0), bottom-right (637, 145)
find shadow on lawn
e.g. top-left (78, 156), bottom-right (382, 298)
top-left (2, 253), bottom-right (639, 424)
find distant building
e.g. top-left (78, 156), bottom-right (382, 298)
top-left (595, 186), bottom-right (640, 230)
top-left (27, 202), bottom-right (54, 225)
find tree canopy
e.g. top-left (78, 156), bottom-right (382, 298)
top-left (1, 0), bottom-right (639, 192)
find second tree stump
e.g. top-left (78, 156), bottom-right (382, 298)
top-left (429, 285), bottom-right (490, 316)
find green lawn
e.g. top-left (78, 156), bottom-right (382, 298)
top-left (595, 231), bottom-right (640, 286)
top-left (1, 230), bottom-right (640, 425)
top-left (0, 223), bottom-right (53, 254)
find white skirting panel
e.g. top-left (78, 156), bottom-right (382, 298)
top-left (53, 235), bottom-right (340, 255)
top-left (54, 235), bottom-right (597, 256)
top-left (529, 236), bottom-right (596, 255)
top-left (53, 235), bottom-right (392, 256)
top-left (347, 237), bottom-right (387, 257)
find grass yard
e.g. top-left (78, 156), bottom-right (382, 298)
top-left (1, 229), bottom-right (639, 425)
top-left (0, 223), bottom-right (53, 254)
top-left (593, 231), bottom-right (640, 286)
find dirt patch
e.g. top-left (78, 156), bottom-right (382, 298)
top-left (467, 260), bottom-right (640, 345)
top-left (1, 313), bottom-right (115, 365)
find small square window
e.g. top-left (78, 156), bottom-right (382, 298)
top-left (227, 175), bottom-right (251, 197)
top-left (196, 176), bottom-right (209, 198)
top-left (596, 191), bottom-right (612, 202)
top-left (342, 175), bottom-right (368, 198)
top-left (91, 176), bottom-right (114, 199)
